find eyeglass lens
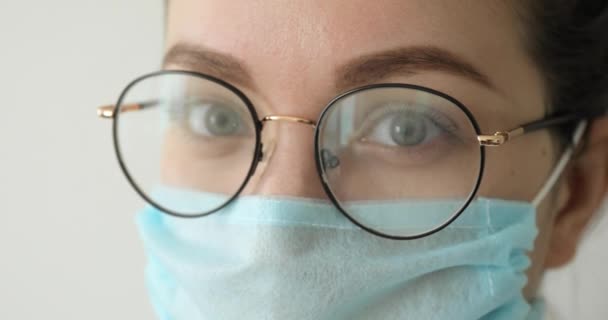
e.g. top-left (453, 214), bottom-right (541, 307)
top-left (115, 72), bottom-right (483, 238)
top-left (316, 86), bottom-right (482, 237)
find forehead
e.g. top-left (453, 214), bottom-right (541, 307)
top-left (168, 1), bottom-right (516, 61)
top-left (166, 0), bottom-right (544, 123)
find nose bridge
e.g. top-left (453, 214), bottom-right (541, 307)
top-left (246, 116), bottom-right (327, 199)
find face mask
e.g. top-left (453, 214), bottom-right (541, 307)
top-left (136, 123), bottom-right (587, 320)
top-left (138, 193), bottom-right (544, 320)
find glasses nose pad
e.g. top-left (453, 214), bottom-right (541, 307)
top-left (257, 137), bottom-right (277, 164)
top-left (256, 143), bottom-right (265, 163)
top-left (321, 148), bottom-right (341, 170)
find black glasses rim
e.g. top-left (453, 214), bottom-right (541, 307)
top-left (113, 70), bottom-right (489, 239)
top-left (313, 83), bottom-right (486, 240)
top-left (112, 69), bottom-right (263, 219)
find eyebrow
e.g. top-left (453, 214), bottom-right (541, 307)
top-left (163, 43), bottom-right (256, 89)
top-left (335, 46), bottom-right (494, 92)
top-left (163, 43), bottom-right (494, 93)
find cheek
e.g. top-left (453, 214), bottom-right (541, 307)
top-left (160, 128), bottom-right (256, 194)
top-left (477, 131), bottom-right (561, 298)
top-left (482, 132), bottom-right (561, 298)
top-left (478, 130), bottom-right (556, 201)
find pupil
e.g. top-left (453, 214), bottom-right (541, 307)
top-left (205, 106), bottom-right (239, 135)
top-left (390, 113), bottom-right (426, 146)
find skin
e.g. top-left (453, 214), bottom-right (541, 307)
top-left (162, 0), bottom-right (608, 301)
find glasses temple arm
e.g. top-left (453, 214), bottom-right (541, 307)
top-left (478, 110), bottom-right (603, 147)
top-left (518, 112), bottom-right (587, 134)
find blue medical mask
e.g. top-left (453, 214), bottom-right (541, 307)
top-left (138, 193), bottom-right (544, 320)
top-left (135, 124), bottom-right (586, 320)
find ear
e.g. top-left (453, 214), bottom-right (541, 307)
top-left (544, 116), bottom-right (608, 268)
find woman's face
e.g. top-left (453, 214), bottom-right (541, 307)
top-left (163, 0), bottom-right (566, 299)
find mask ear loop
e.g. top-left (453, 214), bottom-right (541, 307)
top-left (532, 121), bottom-right (588, 208)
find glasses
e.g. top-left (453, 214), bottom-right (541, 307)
top-left (97, 70), bottom-right (594, 240)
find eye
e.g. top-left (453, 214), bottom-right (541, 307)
top-left (187, 102), bottom-right (248, 137)
top-left (359, 106), bottom-right (451, 148)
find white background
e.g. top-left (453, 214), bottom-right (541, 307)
top-left (0, 1), bottom-right (606, 319)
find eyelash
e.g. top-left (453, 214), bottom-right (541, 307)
top-left (356, 102), bottom-right (460, 140)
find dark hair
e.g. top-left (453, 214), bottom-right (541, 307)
top-left (524, 0), bottom-right (608, 144)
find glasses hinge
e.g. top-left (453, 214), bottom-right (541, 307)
top-left (97, 105), bottom-right (115, 119)
top-left (477, 132), bottom-right (510, 146)
top-left (478, 127), bottom-right (525, 147)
